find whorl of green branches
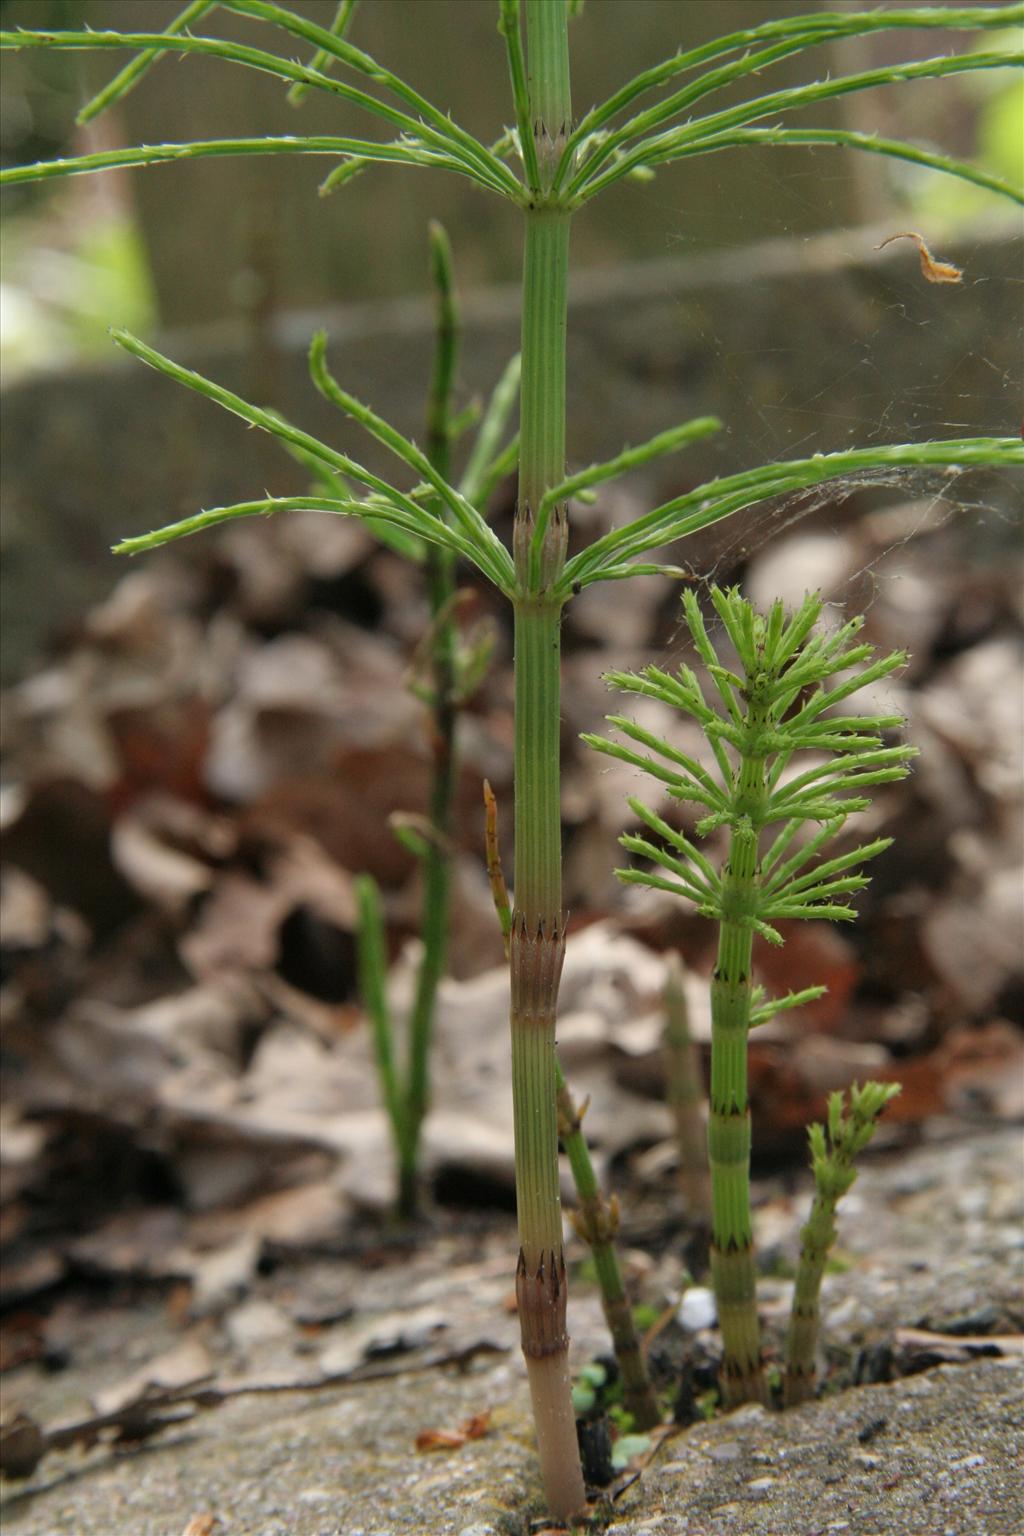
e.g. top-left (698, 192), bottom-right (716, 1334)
top-left (585, 586), bottom-right (919, 943)
top-left (2, 3), bottom-right (1021, 591)
top-left (1, 3), bottom-right (1021, 207)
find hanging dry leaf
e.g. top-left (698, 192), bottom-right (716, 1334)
top-left (875, 231), bottom-right (963, 284)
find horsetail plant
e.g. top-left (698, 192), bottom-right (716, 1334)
top-left (485, 779), bottom-right (661, 1433)
top-left (353, 221), bottom-right (514, 1219)
top-left (585, 586), bottom-right (915, 1406)
top-left (4, 0), bottom-right (1023, 1518)
top-left (784, 1080), bottom-right (901, 1406)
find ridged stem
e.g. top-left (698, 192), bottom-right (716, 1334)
top-left (525, 0), bottom-right (572, 186)
top-left (664, 953), bottom-right (712, 1225)
top-left (782, 1185), bottom-right (838, 1407)
top-left (517, 210), bottom-right (571, 531)
top-left (509, 3), bottom-right (585, 1522)
top-left (556, 1062), bottom-right (661, 1430)
top-left (708, 708), bottom-right (769, 1409)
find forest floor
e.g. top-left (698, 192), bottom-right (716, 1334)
top-left (2, 1124), bottom-right (1020, 1535)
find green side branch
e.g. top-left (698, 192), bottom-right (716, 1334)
top-left (344, 225), bottom-right (506, 1217)
top-left (396, 220), bottom-right (462, 1218)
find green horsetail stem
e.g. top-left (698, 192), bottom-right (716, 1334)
top-left (398, 220), bottom-right (460, 1218)
top-left (588, 586), bottom-right (915, 1407)
top-left (784, 1081), bottom-right (900, 1406)
top-left (707, 673), bottom-right (772, 1407)
top-left (664, 953), bottom-right (712, 1227)
top-left (555, 1063), bottom-right (662, 1431)
top-left (503, 5), bottom-right (586, 1520)
top-left (486, 782), bottom-right (659, 1431)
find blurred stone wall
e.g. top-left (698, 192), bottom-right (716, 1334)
top-left (3, 224), bottom-right (1019, 679)
top-left (4, 0), bottom-right (864, 325)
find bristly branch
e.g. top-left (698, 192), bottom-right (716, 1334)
top-left (643, 127), bottom-right (1023, 207)
top-left (0, 10), bottom-right (519, 199)
top-left (287, 0), bottom-right (358, 108)
top-left (554, 4), bottom-right (1024, 191)
top-left (76, 0), bottom-right (219, 125)
top-left (108, 329), bottom-right (516, 591)
top-left (498, 0), bottom-right (541, 193)
top-left (569, 41), bottom-right (1024, 202)
top-left (0, 133), bottom-right (507, 196)
top-left (559, 438), bottom-right (1024, 594)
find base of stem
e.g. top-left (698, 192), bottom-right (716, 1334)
top-left (523, 1349), bottom-right (588, 1524)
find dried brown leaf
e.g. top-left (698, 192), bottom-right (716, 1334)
top-left (415, 1407), bottom-right (491, 1452)
top-left (875, 231), bottom-right (963, 284)
top-left (181, 1516), bottom-right (220, 1536)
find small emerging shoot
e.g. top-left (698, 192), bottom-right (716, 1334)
top-left (556, 1064), bottom-right (662, 1432)
top-left (784, 1081), bottom-right (901, 1405)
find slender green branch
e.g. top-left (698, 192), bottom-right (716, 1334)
top-left (555, 5), bottom-right (1024, 189)
top-left (560, 438), bottom-right (1024, 592)
top-left (637, 127), bottom-right (1023, 206)
top-left (571, 49), bottom-right (1022, 199)
top-left (287, 0), bottom-right (357, 107)
top-left (223, 0), bottom-right (522, 196)
top-left (498, 0), bottom-right (542, 193)
top-left (0, 134), bottom-right (502, 194)
top-left (112, 495), bottom-right (458, 560)
top-left (749, 984), bottom-right (827, 1028)
top-left (76, 0), bottom-right (219, 124)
